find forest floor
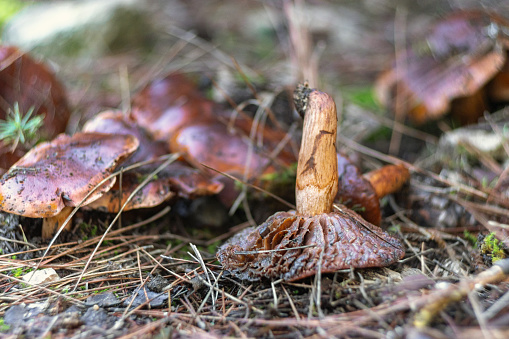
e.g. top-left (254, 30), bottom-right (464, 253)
top-left (1, 1), bottom-right (509, 338)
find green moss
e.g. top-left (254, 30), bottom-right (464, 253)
top-left (137, 173), bottom-right (158, 184)
top-left (11, 267), bottom-right (21, 278)
top-left (206, 240), bottom-right (222, 255)
top-left (463, 231), bottom-right (477, 247)
top-left (363, 126), bottom-right (393, 143)
top-left (80, 222), bottom-right (98, 237)
top-left (0, 318), bottom-right (10, 332)
top-left (481, 233), bottom-right (507, 263)
top-left (258, 162), bottom-right (298, 198)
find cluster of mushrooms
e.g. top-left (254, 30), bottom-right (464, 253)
top-left (0, 47), bottom-right (297, 240)
top-left (0, 44), bottom-right (411, 281)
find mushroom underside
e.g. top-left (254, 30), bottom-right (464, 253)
top-left (217, 206), bottom-right (404, 281)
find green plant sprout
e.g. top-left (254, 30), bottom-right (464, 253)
top-left (0, 102), bottom-right (43, 151)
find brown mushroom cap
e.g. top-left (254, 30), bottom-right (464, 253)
top-left (217, 206), bottom-right (404, 281)
top-left (86, 161), bottom-right (223, 213)
top-left (169, 121), bottom-right (295, 178)
top-left (0, 46), bottom-right (71, 169)
top-left (0, 132), bottom-right (138, 218)
top-left (130, 73), bottom-right (214, 142)
top-left (83, 110), bottom-right (168, 166)
top-left (375, 10), bottom-right (509, 124)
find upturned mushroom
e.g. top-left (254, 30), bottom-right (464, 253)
top-left (217, 85), bottom-right (405, 281)
top-left (0, 132), bottom-right (139, 239)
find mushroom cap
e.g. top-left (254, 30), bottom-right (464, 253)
top-left (86, 161), bottom-right (223, 213)
top-left (169, 121), bottom-right (295, 178)
top-left (130, 73), bottom-right (214, 141)
top-left (83, 110), bottom-right (168, 166)
top-left (217, 206), bottom-right (404, 281)
top-left (375, 10), bottom-right (509, 124)
top-left (0, 132), bottom-right (139, 218)
top-left (0, 46), bottom-right (71, 169)
top-left (336, 153), bottom-right (381, 226)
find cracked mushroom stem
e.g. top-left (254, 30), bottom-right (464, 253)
top-left (295, 86), bottom-right (338, 216)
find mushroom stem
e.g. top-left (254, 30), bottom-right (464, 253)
top-left (295, 84), bottom-right (338, 216)
top-left (364, 163), bottom-right (410, 199)
top-left (42, 206), bottom-right (73, 239)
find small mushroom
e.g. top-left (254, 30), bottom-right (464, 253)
top-left (375, 10), bottom-right (509, 124)
top-left (82, 111), bottom-right (223, 213)
top-left (336, 153), bottom-right (410, 225)
top-left (0, 132), bottom-right (139, 238)
top-left (217, 85), bottom-right (405, 281)
top-left (0, 46), bottom-right (71, 170)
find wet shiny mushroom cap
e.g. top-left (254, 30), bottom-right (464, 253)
top-left (0, 132), bottom-right (138, 218)
top-left (86, 161), bottom-right (223, 213)
top-left (217, 207), bottom-right (405, 281)
top-left (169, 121), bottom-right (295, 178)
top-left (83, 110), bottom-right (168, 166)
top-left (130, 73), bottom-right (214, 142)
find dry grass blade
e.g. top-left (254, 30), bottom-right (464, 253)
top-left (188, 243), bottom-right (217, 307)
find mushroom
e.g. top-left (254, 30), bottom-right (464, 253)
top-left (375, 10), bottom-right (509, 125)
top-left (0, 132), bottom-right (139, 238)
top-left (129, 73), bottom-right (297, 207)
top-left (130, 73), bottom-right (215, 142)
top-left (217, 85), bottom-right (405, 281)
top-left (0, 46), bottom-right (71, 171)
top-left (336, 152), bottom-right (410, 225)
top-left (169, 118), bottom-right (297, 207)
top-left (169, 121), bottom-right (295, 177)
top-left (82, 111), bottom-right (223, 213)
